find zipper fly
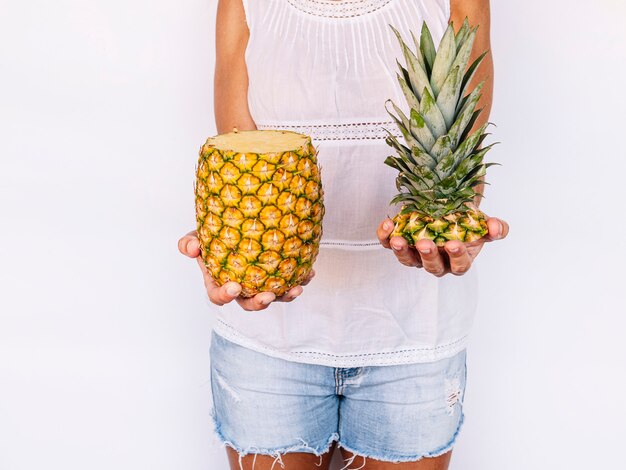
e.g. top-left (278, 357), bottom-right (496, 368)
top-left (334, 367), bottom-right (364, 395)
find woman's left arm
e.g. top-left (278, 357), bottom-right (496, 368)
top-left (451, 0), bottom-right (493, 208)
top-left (377, 0), bottom-right (509, 277)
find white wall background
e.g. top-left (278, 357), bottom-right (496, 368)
top-left (1, 1), bottom-right (624, 469)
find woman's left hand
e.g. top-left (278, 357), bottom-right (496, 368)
top-left (376, 216), bottom-right (509, 277)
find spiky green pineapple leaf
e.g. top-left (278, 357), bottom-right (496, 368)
top-left (390, 25), bottom-right (417, 66)
top-left (391, 192), bottom-right (433, 208)
top-left (407, 59), bottom-right (434, 102)
top-left (396, 175), bottom-right (419, 194)
top-left (410, 30), bottom-right (427, 72)
top-left (438, 149), bottom-right (491, 193)
top-left (409, 108), bottom-right (435, 151)
top-left (430, 134), bottom-right (453, 162)
top-left (419, 87), bottom-right (447, 138)
top-left (459, 50), bottom-right (488, 101)
top-left (391, 26), bottom-right (433, 100)
top-left (448, 81), bottom-right (484, 149)
top-left (433, 148), bottom-right (456, 179)
top-left (437, 143), bottom-right (495, 189)
top-left (393, 121), bottom-right (421, 152)
top-left (400, 176), bottom-right (432, 197)
top-left (413, 161), bottom-right (439, 187)
top-left (397, 73), bottom-right (420, 110)
top-left (452, 186), bottom-right (478, 200)
top-left (434, 189), bottom-right (478, 213)
top-left (420, 22), bottom-right (437, 74)
top-left (456, 80), bottom-right (484, 116)
top-left (459, 169), bottom-right (487, 190)
top-left (474, 131), bottom-right (489, 151)
top-left (449, 28), bottom-right (477, 87)
top-left (430, 25), bottom-right (456, 97)
top-left (390, 193), bottom-right (413, 206)
top-left (388, 99), bottom-right (410, 130)
top-left (384, 129), bottom-right (411, 156)
top-left (435, 65), bottom-right (462, 128)
top-left (442, 198), bottom-right (475, 215)
top-left (438, 153), bottom-right (489, 191)
top-left (455, 18), bottom-right (471, 51)
top-left (461, 162), bottom-right (500, 185)
top-left (411, 145), bottom-right (438, 168)
top-left (452, 122), bottom-right (489, 164)
top-left (396, 61), bottom-right (412, 91)
top-left (455, 174), bottom-right (490, 194)
top-left (386, 100), bottom-right (424, 151)
top-left (386, 21), bottom-right (499, 218)
top-left (458, 109), bottom-right (483, 143)
top-left (384, 156), bottom-right (412, 174)
top-left (398, 174), bottom-right (433, 194)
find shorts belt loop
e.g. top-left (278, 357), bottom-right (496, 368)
top-left (334, 367), bottom-right (342, 395)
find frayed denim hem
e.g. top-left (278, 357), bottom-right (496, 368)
top-left (336, 412), bottom-right (465, 466)
top-left (210, 407), bottom-right (339, 469)
top-left (209, 407), bottom-right (464, 468)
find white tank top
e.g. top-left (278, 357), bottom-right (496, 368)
top-left (212, 0), bottom-right (480, 367)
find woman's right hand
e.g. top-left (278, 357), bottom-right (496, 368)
top-left (177, 231), bottom-right (312, 311)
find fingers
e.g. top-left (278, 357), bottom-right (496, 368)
top-left (194, 255), bottom-right (242, 306)
top-left (377, 219), bottom-right (394, 249)
top-left (235, 292), bottom-right (276, 311)
top-left (444, 241), bottom-right (473, 276)
top-left (195, 253), bottom-right (310, 309)
top-left (300, 270), bottom-right (315, 286)
top-left (277, 285), bottom-right (303, 303)
top-left (389, 236), bottom-right (422, 268)
top-left (195, 255), bottom-right (210, 275)
top-left (184, 227), bottom-right (313, 309)
top-left (206, 277), bottom-right (242, 306)
top-left (414, 239), bottom-right (446, 277)
top-left (485, 217), bottom-right (509, 241)
top-left (233, 283), bottom-right (307, 310)
top-left (178, 230), bottom-right (200, 258)
top-left (269, 272), bottom-right (313, 304)
top-left (242, 281), bottom-right (308, 308)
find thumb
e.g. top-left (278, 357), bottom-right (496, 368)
top-left (178, 230), bottom-right (201, 257)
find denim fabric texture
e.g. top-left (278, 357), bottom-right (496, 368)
top-left (209, 331), bottom-right (467, 466)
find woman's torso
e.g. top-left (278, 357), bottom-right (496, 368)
top-left (213, 0), bottom-right (479, 367)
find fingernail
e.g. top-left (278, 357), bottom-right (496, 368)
top-left (383, 221), bottom-right (392, 230)
top-left (226, 285), bottom-right (241, 296)
top-left (391, 242), bottom-right (402, 251)
top-left (449, 246), bottom-right (459, 253)
top-left (261, 295), bottom-right (275, 305)
top-left (419, 248), bottom-right (431, 254)
top-left (497, 221), bottom-right (504, 238)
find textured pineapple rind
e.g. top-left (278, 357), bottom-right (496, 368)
top-left (194, 132), bottom-right (324, 298)
top-left (391, 209), bottom-right (488, 247)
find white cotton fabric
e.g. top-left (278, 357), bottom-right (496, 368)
top-left (213, 0), bottom-right (480, 367)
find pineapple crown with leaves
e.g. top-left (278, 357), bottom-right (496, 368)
top-left (384, 19), bottom-right (498, 218)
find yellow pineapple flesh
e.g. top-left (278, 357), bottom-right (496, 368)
top-left (195, 130), bottom-right (324, 298)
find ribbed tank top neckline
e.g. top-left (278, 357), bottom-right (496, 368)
top-left (285, 0), bottom-right (394, 19)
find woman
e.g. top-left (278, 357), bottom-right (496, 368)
top-left (178, 0), bottom-right (509, 468)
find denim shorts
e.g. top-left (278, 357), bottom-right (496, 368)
top-left (209, 331), bottom-right (467, 467)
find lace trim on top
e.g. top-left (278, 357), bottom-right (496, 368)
top-left (256, 121), bottom-right (402, 141)
top-left (287, 0), bottom-right (393, 18)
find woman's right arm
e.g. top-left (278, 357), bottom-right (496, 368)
top-left (178, 0), bottom-right (308, 311)
top-left (214, 0), bottom-right (256, 133)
